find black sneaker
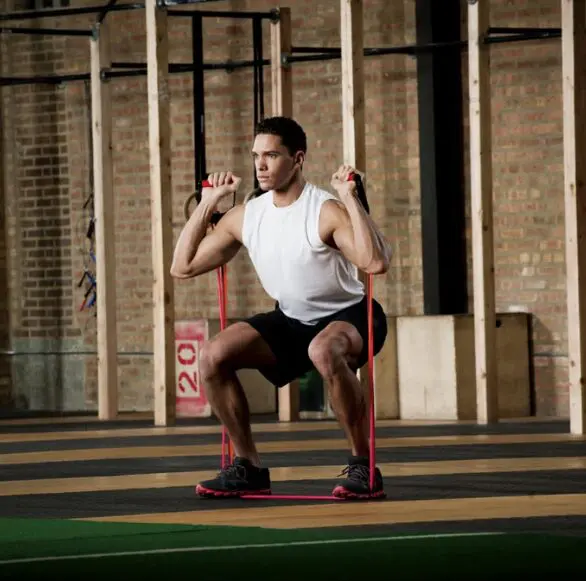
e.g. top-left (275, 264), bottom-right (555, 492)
top-left (332, 456), bottom-right (386, 500)
top-left (195, 457), bottom-right (272, 498)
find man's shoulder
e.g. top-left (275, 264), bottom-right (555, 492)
top-left (305, 181), bottom-right (333, 197)
top-left (218, 203), bottom-right (245, 239)
top-left (244, 190), bottom-right (270, 210)
top-left (304, 182), bottom-right (341, 208)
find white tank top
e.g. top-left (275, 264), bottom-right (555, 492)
top-left (242, 181), bottom-right (364, 324)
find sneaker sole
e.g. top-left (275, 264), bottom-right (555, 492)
top-left (332, 486), bottom-right (387, 500)
top-left (195, 485), bottom-right (272, 498)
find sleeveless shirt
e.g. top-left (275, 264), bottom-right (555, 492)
top-left (241, 181), bottom-right (364, 325)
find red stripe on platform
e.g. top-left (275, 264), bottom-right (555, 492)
top-left (243, 494), bottom-right (343, 501)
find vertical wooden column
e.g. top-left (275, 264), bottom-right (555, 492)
top-left (468, 0), bottom-right (498, 423)
top-left (341, 0), bottom-right (365, 172)
top-left (90, 20), bottom-right (119, 420)
top-left (341, 0), bottom-right (370, 397)
top-left (270, 7), bottom-right (292, 120)
top-left (270, 7), bottom-right (298, 422)
top-left (561, 0), bottom-right (586, 435)
top-left (146, 0), bottom-right (176, 426)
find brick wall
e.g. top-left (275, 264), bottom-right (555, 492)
top-left (483, 0), bottom-right (566, 416)
top-left (0, 0), bottom-right (570, 417)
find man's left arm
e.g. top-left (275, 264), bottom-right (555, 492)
top-left (324, 165), bottom-right (392, 274)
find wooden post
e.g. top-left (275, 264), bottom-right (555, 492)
top-left (270, 7), bottom-right (299, 422)
top-left (341, 0), bottom-right (365, 173)
top-left (561, 0), bottom-right (586, 435)
top-left (340, 0), bottom-right (370, 397)
top-left (468, 0), bottom-right (498, 423)
top-left (146, 0), bottom-right (176, 426)
top-left (270, 7), bottom-right (292, 121)
top-left (90, 21), bottom-right (118, 420)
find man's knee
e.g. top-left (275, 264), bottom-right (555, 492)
top-left (199, 338), bottom-right (229, 384)
top-left (308, 335), bottom-right (349, 379)
top-left (308, 322), bottom-right (363, 378)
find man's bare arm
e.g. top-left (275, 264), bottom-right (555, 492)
top-left (320, 165), bottom-right (392, 274)
top-left (171, 172), bottom-right (243, 279)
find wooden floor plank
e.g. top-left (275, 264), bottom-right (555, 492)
top-left (2, 456), bottom-right (585, 497)
top-left (0, 413), bottom-right (152, 426)
top-left (80, 493), bottom-right (586, 528)
top-left (0, 421), bottom-right (345, 443)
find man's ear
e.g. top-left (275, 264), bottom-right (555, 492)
top-left (294, 151), bottom-right (305, 168)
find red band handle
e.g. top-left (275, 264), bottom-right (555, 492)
top-left (202, 179), bottom-right (212, 188)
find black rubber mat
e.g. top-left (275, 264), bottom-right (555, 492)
top-left (319, 515), bottom-right (586, 536)
top-left (1, 469), bottom-right (585, 518)
top-left (2, 440), bottom-right (586, 481)
top-left (0, 421), bottom-right (573, 454)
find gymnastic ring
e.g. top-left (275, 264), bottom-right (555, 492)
top-left (183, 181), bottom-right (236, 225)
top-left (183, 191), bottom-right (198, 222)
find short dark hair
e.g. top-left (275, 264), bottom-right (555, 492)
top-left (254, 116), bottom-right (307, 156)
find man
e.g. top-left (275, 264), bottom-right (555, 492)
top-left (171, 116), bottom-right (391, 499)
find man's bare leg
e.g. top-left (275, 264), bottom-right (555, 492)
top-left (308, 322), bottom-right (369, 457)
top-left (199, 322), bottom-right (278, 467)
top-left (308, 321), bottom-right (384, 499)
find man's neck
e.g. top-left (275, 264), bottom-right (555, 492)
top-left (272, 175), bottom-right (306, 208)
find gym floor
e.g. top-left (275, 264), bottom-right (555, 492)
top-left (1, 413), bottom-right (585, 579)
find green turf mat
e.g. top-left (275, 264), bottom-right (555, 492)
top-left (0, 517), bottom-right (202, 543)
top-left (2, 516), bottom-right (489, 560)
top-left (1, 531), bottom-right (586, 580)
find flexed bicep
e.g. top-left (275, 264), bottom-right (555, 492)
top-left (171, 205), bottom-right (244, 279)
top-left (184, 224), bottom-right (241, 277)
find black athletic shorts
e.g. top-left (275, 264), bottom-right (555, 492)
top-left (244, 296), bottom-right (387, 388)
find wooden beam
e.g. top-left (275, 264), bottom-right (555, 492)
top-left (90, 20), bottom-right (118, 420)
top-left (341, 0), bottom-right (365, 172)
top-left (468, 0), bottom-right (498, 423)
top-left (146, 0), bottom-right (176, 426)
top-left (270, 7), bottom-right (292, 120)
top-left (270, 8), bottom-right (298, 423)
top-left (562, 0), bottom-right (586, 435)
top-left (340, 0), bottom-right (370, 401)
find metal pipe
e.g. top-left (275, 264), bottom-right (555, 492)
top-left (485, 31), bottom-right (561, 44)
top-left (488, 26), bottom-right (561, 35)
top-left (286, 40), bottom-right (466, 64)
top-left (0, 26), bottom-right (93, 36)
top-left (0, 3), bottom-right (144, 22)
top-left (162, 0), bottom-right (247, 5)
top-left (192, 14), bottom-right (206, 188)
top-left (103, 69), bottom-right (147, 79)
top-left (292, 46), bottom-right (343, 54)
top-left (110, 59), bottom-right (272, 74)
top-left (203, 58), bottom-right (270, 71)
top-left (0, 72), bottom-right (90, 86)
top-left (97, 0), bottom-right (120, 24)
top-left (167, 9), bottom-right (277, 20)
top-left (110, 62), bottom-right (146, 68)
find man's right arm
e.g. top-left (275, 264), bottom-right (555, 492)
top-left (170, 190), bottom-right (244, 280)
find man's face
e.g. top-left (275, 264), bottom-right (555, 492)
top-left (252, 133), bottom-right (303, 191)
